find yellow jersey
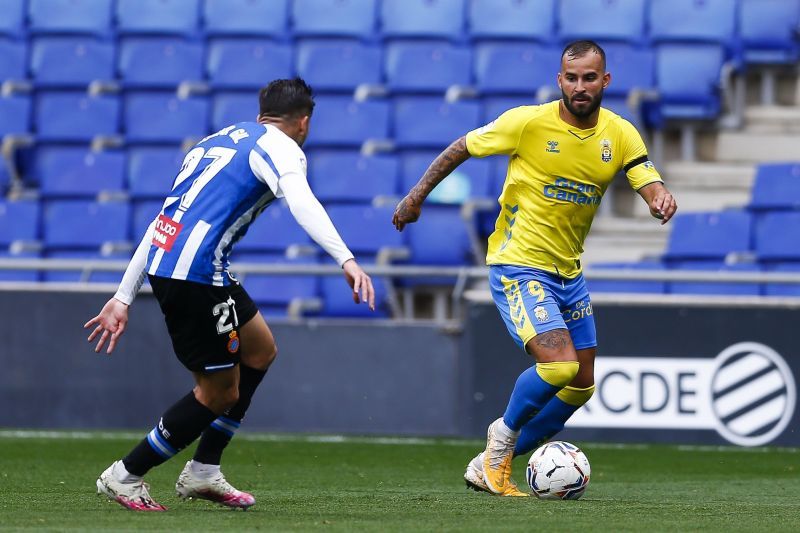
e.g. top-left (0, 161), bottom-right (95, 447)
top-left (465, 100), bottom-right (662, 278)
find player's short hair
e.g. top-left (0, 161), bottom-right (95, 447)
top-left (259, 78), bottom-right (315, 119)
top-left (561, 40), bottom-right (606, 70)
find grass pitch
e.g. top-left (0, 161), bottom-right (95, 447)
top-left (0, 431), bottom-right (797, 532)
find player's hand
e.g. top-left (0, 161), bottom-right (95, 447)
top-left (84, 298), bottom-right (129, 354)
top-left (342, 259), bottom-right (375, 311)
top-left (392, 194), bottom-right (422, 231)
top-left (649, 189), bottom-right (677, 225)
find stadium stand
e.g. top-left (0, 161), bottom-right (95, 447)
top-left (467, 0), bottom-right (556, 42)
top-left (30, 37), bottom-right (115, 88)
top-left (203, 0), bottom-right (288, 37)
top-left (292, 0), bottom-right (376, 39)
top-left (208, 39), bottom-right (293, 90)
top-left (118, 37), bottom-right (204, 88)
top-left (296, 39), bottom-right (382, 92)
top-left (28, 0), bottom-right (114, 36)
top-left (557, 0), bottom-right (647, 45)
top-left (380, 0), bottom-right (465, 41)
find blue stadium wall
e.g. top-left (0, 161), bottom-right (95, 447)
top-left (2, 291), bottom-right (798, 447)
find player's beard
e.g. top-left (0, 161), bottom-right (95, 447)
top-left (561, 88), bottom-right (603, 119)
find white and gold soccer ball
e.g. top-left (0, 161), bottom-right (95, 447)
top-left (526, 441), bottom-right (591, 500)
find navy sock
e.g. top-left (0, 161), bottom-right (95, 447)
top-left (122, 391), bottom-right (217, 477)
top-left (502, 366), bottom-right (561, 431)
top-left (193, 365), bottom-right (267, 465)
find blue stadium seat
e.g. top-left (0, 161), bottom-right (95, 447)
top-left (325, 205), bottom-right (404, 256)
top-left (482, 96), bottom-right (535, 123)
top-left (0, 0), bottom-right (24, 37)
top-left (128, 146), bottom-right (184, 199)
top-left (117, 0), bottom-right (200, 36)
top-left (664, 211), bottom-right (752, 261)
top-left (0, 95), bottom-right (31, 137)
top-left (739, 0), bottom-right (800, 65)
top-left (653, 44), bottom-right (725, 122)
top-left (668, 261), bottom-right (761, 296)
top-left (292, 0), bottom-right (376, 39)
top-left (0, 157), bottom-right (8, 194)
top-left (385, 41), bottom-right (471, 93)
top-left (207, 39), bottom-right (292, 90)
top-left (393, 97), bottom-right (480, 149)
top-left (749, 163), bottom-right (800, 211)
top-left (405, 206), bottom-right (471, 265)
top-left (36, 92), bottom-right (119, 142)
top-left (0, 39), bottom-right (26, 82)
top-left (319, 270), bottom-right (390, 318)
top-left (203, 0), bottom-right (288, 37)
top-left (763, 262), bottom-right (800, 297)
top-left (296, 39), bottom-right (382, 92)
top-left (468, 0), bottom-right (555, 42)
top-left (755, 211), bottom-right (800, 261)
top-left (124, 92), bottom-right (209, 143)
top-left (42, 249), bottom-right (128, 283)
top-left (30, 37), bottom-right (114, 88)
top-left (381, 0), bottom-right (465, 41)
top-left (28, 0), bottom-right (113, 35)
top-left (132, 199), bottom-right (164, 239)
top-left (557, 0), bottom-right (646, 44)
top-left (474, 43), bottom-right (560, 95)
top-left (0, 200), bottom-right (39, 246)
top-left (119, 38), bottom-right (204, 88)
top-left (649, 0), bottom-right (736, 45)
top-left (401, 151), bottom-right (492, 204)
top-left (233, 252), bottom-right (319, 307)
top-left (211, 92), bottom-right (257, 132)
top-left (43, 200), bottom-right (130, 249)
top-left (34, 147), bottom-right (125, 198)
top-left (308, 151), bottom-right (399, 203)
top-left (306, 96), bottom-right (390, 148)
top-left (234, 202), bottom-right (311, 253)
top-left (0, 250), bottom-right (40, 282)
top-left (604, 44), bottom-right (655, 97)
top-left (586, 261), bottom-right (667, 294)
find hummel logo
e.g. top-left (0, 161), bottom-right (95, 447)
top-left (546, 140), bottom-right (560, 153)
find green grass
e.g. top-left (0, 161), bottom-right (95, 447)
top-left (0, 431), bottom-right (798, 532)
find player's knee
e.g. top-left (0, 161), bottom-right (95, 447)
top-left (536, 360), bottom-right (580, 388)
top-left (219, 386), bottom-right (240, 411)
top-left (556, 384), bottom-right (595, 407)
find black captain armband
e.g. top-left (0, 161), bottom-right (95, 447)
top-left (623, 155), bottom-right (650, 172)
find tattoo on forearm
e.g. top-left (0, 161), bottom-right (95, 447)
top-left (409, 137), bottom-right (469, 202)
top-left (534, 329), bottom-right (572, 350)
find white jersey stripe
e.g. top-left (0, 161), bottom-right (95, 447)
top-left (172, 220), bottom-right (211, 280)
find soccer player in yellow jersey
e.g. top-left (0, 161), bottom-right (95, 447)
top-left (393, 40), bottom-right (677, 496)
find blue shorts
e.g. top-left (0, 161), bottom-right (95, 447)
top-left (489, 265), bottom-right (597, 352)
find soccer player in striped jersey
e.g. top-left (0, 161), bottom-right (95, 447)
top-left (393, 41), bottom-right (677, 496)
top-left (86, 79), bottom-right (375, 511)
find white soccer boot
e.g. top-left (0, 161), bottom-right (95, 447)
top-left (175, 461), bottom-right (255, 509)
top-left (465, 451), bottom-right (528, 497)
top-left (481, 418), bottom-right (529, 496)
top-left (96, 461), bottom-right (167, 511)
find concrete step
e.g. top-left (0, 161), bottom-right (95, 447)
top-left (744, 106), bottom-right (800, 134)
top-left (663, 161), bottom-right (755, 188)
top-left (582, 216), bottom-right (670, 265)
top-left (715, 132), bottom-right (800, 163)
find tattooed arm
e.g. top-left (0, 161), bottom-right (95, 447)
top-left (392, 136), bottom-right (471, 231)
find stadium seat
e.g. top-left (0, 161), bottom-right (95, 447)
top-left (468, 0), bottom-right (555, 42)
top-left (652, 44), bottom-right (725, 122)
top-left (118, 38), bottom-right (204, 88)
top-left (234, 202), bottom-right (311, 253)
top-left (0, 94), bottom-right (30, 138)
top-left (0, 200), bottom-right (39, 246)
top-left (117, 0), bottom-right (201, 36)
top-left (763, 262), bottom-right (800, 297)
top-left (325, 205), bottom-right (405, 257)
top-left (30, 37), bottom-right (115, 88)
top-left (393, 97), bottom-right (480, 149)
top-left (43, 200), bottom-right (130, 249)
top-left (41, 249), bottom-right (128, 283)
top-left (380, 0), bottom-right (465, 41)
top-left (124, 92), bottom-right (209, 143)
top-left (473, 43), bottom-right (560, 95)
top-left (319, 270), bottom-right (390, 317)
top-left (385, 41), bottom-right (471, 93)
top-left (232, 252), bottom-right (319, 307)
top-left (754, 212), bottom-right (800, 261)
top-left (203, 0), bottom-right (288, 37)
top-left (211, 92), bottom-right (258, 132)
top-left (292, 0), bottom-right (376, 39)
top-left (28, 0), bottom-right (113, 35)
top-left (586, 261), bottom-right (667, 294)
top-left (668, 261), bottom-right (761, 296)
top-left (132, 199), bottom-right (164, 239)
top-left (128, 146), bottom-right (185, 199)
top-left (0, 39), bottom-right (26, 82)
top-left (296, 39), bottom-right (382, 92)
top-left (405, 206), bottom-right (471, 265)
top-left (749, 163), bottom-right (800, 211)
top-left (557, 0), bottom-right (646, 44)
top-left (649, 0), bottom-right (736, 45)
top-left (34, 147), bottom-right (125, 198)
top-left (0, 249), bottom-right (40, 282)
top-left (0, 158), bottom-right (8, 194)
top-left (35, 92), bottom-right (119, 142)
top-left (482, 96), bottom-right (536, 123)
top-left (400, 151), bottom-right (492, 204)
top-left (604, 44), bottom-right (655, 98)
top-left (207, 39), bottom-right (292, 90)
top-left (664, 211), bottom-right (752, 261)
top-left (739, 0), bottom-right (800, 65)
top-left (308, 151), bottom-right (399, 203)
top-left (305, 96), bottom-right (390, 148)
top-left (0, 0), bottom-right (24, 37)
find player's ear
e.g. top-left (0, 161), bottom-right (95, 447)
top-left (602, 71), bottom-right (611, 89)
top-left (557, 72), bottom-right (562, 90)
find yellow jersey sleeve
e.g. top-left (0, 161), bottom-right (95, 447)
top-left (465, 106), bottom-right (538, 157)
top-left (619, 119), bottom-right (662, 190)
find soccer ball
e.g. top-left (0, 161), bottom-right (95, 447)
top-left (525, 441), bottom-right (591, 500)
